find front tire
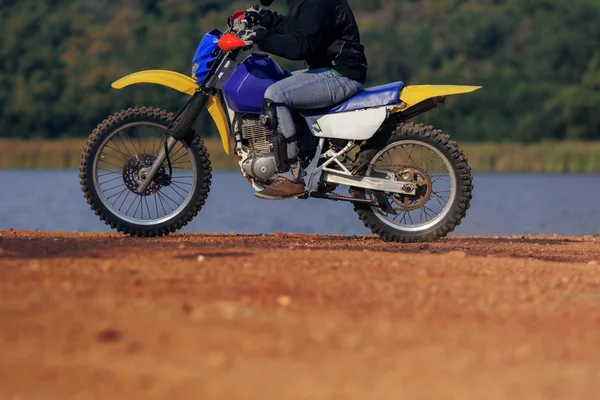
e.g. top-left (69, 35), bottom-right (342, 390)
top-left (79, 107), bottom-right (212, 237)
top-left (354, 122), bottom-right (473, 243)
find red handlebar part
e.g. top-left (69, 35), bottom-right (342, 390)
top-left (218, 33), bottom-right (247, 51)
top-left (231, 10), bottom-right (245, 20)
top-left (227, 10), bottom-right (246, 28)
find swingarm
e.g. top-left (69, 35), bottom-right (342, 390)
top-left (322, 172), bottom-right (417, 196)
top-left (304, 139), bottom-right (417, 212)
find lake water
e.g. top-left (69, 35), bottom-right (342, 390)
top-left (1, 170), bottom-right (600, 236)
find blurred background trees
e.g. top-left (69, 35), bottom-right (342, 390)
top-left (1, 0), bottom-right (599, 142)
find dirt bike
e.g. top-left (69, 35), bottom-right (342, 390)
top-left (80, 11), bottom-right (480, 242)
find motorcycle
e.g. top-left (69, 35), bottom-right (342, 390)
top-left (80, 11), bottom-right (480, 242)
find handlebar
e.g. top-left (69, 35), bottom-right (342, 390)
top-left (232, 18), bottom-right (248, 34)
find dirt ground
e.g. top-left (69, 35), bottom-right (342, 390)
top-left (1, 230), bottom-right (600, 400)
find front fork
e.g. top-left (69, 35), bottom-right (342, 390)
top-left (136, 90), bottom-right (210, 194)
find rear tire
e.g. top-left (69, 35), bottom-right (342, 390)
top-left (79, 107), bottom-right (212, 237)
top-left (354, 122), bottom-right (473, 243)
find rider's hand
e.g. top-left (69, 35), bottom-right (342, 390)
top-left (245, 5), bottom-right (276, 29)
top-left (238, 29), bottom-right (259, 45)
top-left (231, 17), bottom-right (247, 34)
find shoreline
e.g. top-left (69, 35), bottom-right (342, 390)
top-left (3, 138), bottom-right (600, 173)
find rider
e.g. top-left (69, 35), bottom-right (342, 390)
top-left (241, 0), bottom-right (368, 200)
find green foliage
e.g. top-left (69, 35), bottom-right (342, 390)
top-left (1, 0), bottom-right (599, 142)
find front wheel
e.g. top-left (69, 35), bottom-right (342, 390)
top-left (354, 122), bottom-right (473, 243)
top-left (79, 107), bottom-right (212, 237)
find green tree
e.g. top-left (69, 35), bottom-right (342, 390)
top-left (0, 0), bottom-right (599, 142)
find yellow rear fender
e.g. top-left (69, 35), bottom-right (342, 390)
top-left (398, 85), bottom-right (482, 112)
top-left (111, 70), bottom-right (232, 155)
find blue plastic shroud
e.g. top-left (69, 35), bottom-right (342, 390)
top-left (192, 29), bottom-right (222, 85)
top-left (222, 55), bottom-right (285, 114)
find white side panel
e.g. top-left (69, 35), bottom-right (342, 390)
top-left (305, 108), bottom-right (387, 140)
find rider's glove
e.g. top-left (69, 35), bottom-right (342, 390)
top-left (238, 29), bottom-right (260, 45)
top-left (245, 5), bottom-right (276, 29)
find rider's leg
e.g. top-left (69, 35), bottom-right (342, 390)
top-left (262, 99), bottom-right (300, 181)
top-left (257, 68), bottom-right (364, 199)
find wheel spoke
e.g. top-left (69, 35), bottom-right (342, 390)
top-left (103, 183), bottom-right (126, 193)
top-left (430, 162), bottom-right (449, 177)
top-left (170, 152), bottom-right (190, 165)
top-left (99, 160), bottom-right (124, 169)
top-left (119, 191), bottom-right (131, 212)
top-left (168, 185), bottom-right (187, 201)
top-left (104, 144), bottom-right (131, 162)
top-left (400, 145), bottom-right (417, 166)
top-left (171, 182), bottom-right (191, 195)
top-left (116, 134), bottom-right (135, 158)
top-left (151, 135), bottom-right (158, 156)
top-left (133, 196), bottom-right (142, 219)
top-left (432, 195), bottom-right (446, 208)
top-left (159, 191), bottom-right (180, 208)
top-left (157, 193), bottom-right (171, 214)
top-left (398, 213), bottom-right (406, 225)
top-left (169, 145), bottom-right (186, 160)
top-left (126, 128), bottom-right (142, 155)
top-left (110, 139), bottom-right (130, 159)
top-left (419, 150), bottom-right (439, 171)
top-left (432, 175), bottom-right (451, 184)
top-left (97, 171), bottom-right (120, 178)
top-left (432, 192), bottom-right (450, 200)
top-left (125, 193), bottom-right (137, 215)
top-left (106, 188), bottom-right (128, 202)
top-left (99, 175), bottom-right (123, 186)
top-left (144, 197), bottom-right (153, 220)
top-left (143, 134), bottom-right (150, 154)
top-left (424, 206), bottom-right (436, 220)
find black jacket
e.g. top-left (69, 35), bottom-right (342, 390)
top-left (254, 0), bottom-right (368, 84)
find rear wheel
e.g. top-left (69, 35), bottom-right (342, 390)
top-left (79, 107), bottom-right (212, 237)
top-left (354, 122), bottom-right (473, 243)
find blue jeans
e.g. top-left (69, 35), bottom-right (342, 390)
top-left (264, 68), bottom-right (364, 182)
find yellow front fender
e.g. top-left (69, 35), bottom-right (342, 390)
top-left (112, 70), bottom-right (232, 155)
top-left (112, 70), bottom-right (199, 95)
top-left (399, 85), bottom-right (482, 111)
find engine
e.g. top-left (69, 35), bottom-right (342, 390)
top-left (240, 117), bottom-right (278, 182)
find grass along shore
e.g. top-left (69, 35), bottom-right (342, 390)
top-left (2, 138), bottom-right (600, 173)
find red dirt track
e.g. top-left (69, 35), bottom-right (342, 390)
top-left (1, 230), bottom-right (600, 399)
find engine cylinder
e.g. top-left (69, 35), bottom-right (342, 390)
top-left (242, 118), bottom-right (273, 155)
top-left (241, 117), bottom-right (278, 182)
